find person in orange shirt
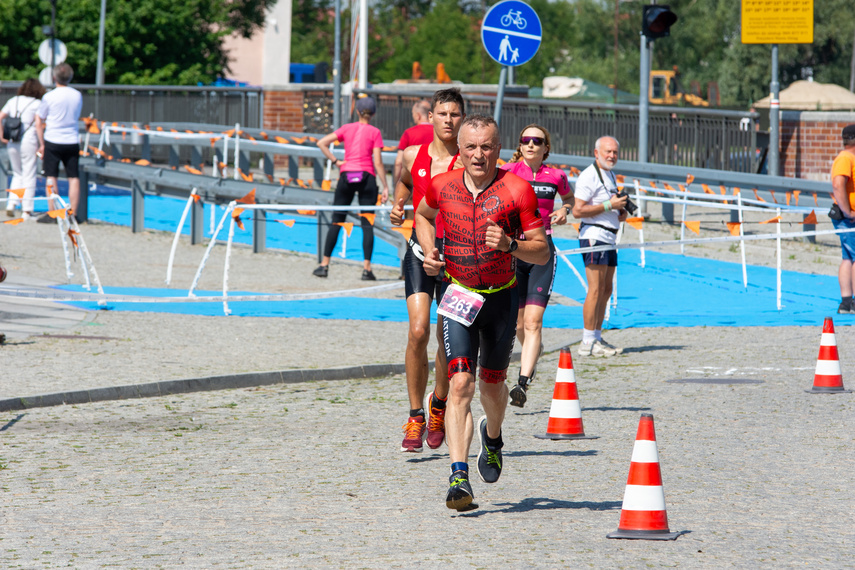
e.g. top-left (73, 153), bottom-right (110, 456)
top-left (831, 124), bottom-right (855, 314)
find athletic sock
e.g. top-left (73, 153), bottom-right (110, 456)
top-left (843, 297), bottom-right (852, 308)
top-left (518, 375), bottom-right (530, 387)
top-left (594, 329), bottom-right (603, 341)
top-left (431, 392), bottom-right (447, 410)
top-left (409, 408), bottom-right (425, 419)
top-left (484, 431), bottom-right (503, 449)
top-left (582, 328), bottom-right (596, 344)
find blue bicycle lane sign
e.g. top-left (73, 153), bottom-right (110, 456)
top-left (481, 0), bottom-right (542, 67)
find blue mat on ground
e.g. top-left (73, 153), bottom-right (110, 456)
top-left (54, 186), bottom-right (845, 327)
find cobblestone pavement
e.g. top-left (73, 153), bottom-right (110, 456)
top-left (2, 207), bottom-right (855, 566)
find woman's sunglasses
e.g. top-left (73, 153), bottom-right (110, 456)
top-left (520, 136), bottom-right (545, 146)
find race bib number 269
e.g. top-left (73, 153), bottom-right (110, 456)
top-left (437, 284), bottom-right (485, 327)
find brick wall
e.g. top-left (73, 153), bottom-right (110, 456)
top-left (780, 111), bottom-right (855, 181)
top-left (263, 88), bottom-right (304, 133)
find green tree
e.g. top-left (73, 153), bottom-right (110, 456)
top-left (0, 0), bottom-right (275, 85)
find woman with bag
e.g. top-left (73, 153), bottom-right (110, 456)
top-left (0, 79), bottom-right (46, 220)
top-left (314, 95), bottom-right (390, 280)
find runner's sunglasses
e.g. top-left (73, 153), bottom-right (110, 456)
top-left (519, 136), bottom-right (545, 146)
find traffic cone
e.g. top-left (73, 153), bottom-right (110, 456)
top-left (807, 317), bottom-right (852, 394)
top-left (607, 413), bottom-right (681, 540)
top-left (534, 349), bottom-right (597, 440)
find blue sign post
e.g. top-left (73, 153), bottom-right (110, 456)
top-left (481, 0), bottom-right (542, 125)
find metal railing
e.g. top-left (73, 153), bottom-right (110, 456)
top-left (0, 82), bottom-right (263, 128)
top-left (355, 88), bottom-right (761, 173)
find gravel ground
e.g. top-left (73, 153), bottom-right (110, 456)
top-left (1, 200), bottom-right (854, 567)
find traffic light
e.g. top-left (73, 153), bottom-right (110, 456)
top-left (642, 5), bottom-right (678, 39)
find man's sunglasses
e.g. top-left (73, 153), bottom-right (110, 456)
top-left (520, 136), bottom-right (545, 146)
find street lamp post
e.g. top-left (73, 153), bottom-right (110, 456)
top-left (96, 0), bottom-right (106, 85)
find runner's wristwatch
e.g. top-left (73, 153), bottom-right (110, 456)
top-left (506, 237), bottom-right (518, 253)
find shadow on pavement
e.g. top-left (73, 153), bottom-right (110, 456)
top-left (460, 497), bottom-right (622, 516)
top-left (621, 345), bottom-right (686, 354)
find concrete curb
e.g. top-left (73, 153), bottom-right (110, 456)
top-left (0, 363), bottom-right (407, 413)
top-left (0, 340), bottom-right (579, 413)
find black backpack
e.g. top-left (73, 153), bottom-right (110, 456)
top-left (2, 98), bottom-right (36, 143)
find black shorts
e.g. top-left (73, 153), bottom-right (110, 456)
top-left (517, 237), bottom-right (556, 308)
top-left (43, 141), bottom-right (80, 178)
top-left (404, 237), bottom-right (444, 299)
top-left (580, 238), bottom-right (617, 267)
top-left (440, 281), bottom-right (518, 384)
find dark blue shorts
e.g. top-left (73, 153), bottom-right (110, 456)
top-left (580, 238), bottom-right (617, 267)
top-left (832, 218), bottom-right (855, 261)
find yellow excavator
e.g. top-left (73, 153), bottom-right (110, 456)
top-left (649, 67), bottom-right (711, 107)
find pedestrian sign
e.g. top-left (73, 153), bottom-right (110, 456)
top-left (481, 0), bottom-right (542, 67)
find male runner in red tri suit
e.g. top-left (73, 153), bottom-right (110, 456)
top-left (415, 114), bottom-right (549, 510)
top-left (390, 88), bottom-right (465, 453)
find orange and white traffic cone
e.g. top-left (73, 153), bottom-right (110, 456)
top-left (534, 349), bottom-right (597, 440)
top-left (607, 413), bottom-right (681, 540)
top-left (807, 317), bottom-right (852, 393)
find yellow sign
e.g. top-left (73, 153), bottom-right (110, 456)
top-left (741, 0), bottom-right (813, 44)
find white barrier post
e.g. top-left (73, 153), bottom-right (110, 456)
top-left (634, 180), bottom-right (646, 268)
top-left (559, 253), bottom-right (588, 293)
top-left (189, 201), bottom-right (236, 297)
top-left (222, 135), bottom-right (229, 179)
top-left (222, 214), bottom-right (237, 316)
top-left (232, 123), bottom-right (240, 180)
top-left (166, 187), bottom-right (198, 285)
top-left (776, 207), bottom-right (782, 310)
top-left (53, 198), bottom-right (75, 282)
top-left (679, 182), bottom-right (688, 254)
top-left (738, 191), bottom-right (748, 288)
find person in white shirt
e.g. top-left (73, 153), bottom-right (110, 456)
top-left (571, 136), bottom-right (627, 357)
top-left (35, 63), bottom-right (83, 218)
top-left (0, 78), bottom-right (46, 220)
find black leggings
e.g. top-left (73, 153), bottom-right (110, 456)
top-left (323, 172), bottom-right (378, 260)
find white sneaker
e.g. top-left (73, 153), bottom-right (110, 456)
top-left (577, 342), bottom-right (593, 357)
top-left (598, 339), bottom-right (623, 354)
top-left (590, 340), bottom-right (618, 357)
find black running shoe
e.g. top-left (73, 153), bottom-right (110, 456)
top-left (361, 269), bottom-right (376, 281)
top-left (312, 265), bottom-right (328, 278)
top-left (476, 415), bottom-right (503, 484)
top-left (445, 470), bottom-right (474, 510)
top-left (838, 300), bottom-right (852, 314)
top-left (509, 383), bottom-right (527, 408)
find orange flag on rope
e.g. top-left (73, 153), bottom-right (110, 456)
top-left (266, 173), bottom-right (274, 183)
top-left (571, 223), bottom-right (581, 232)
top-left (67, 228), bottom-right (79, 247)
top-left (6, 188), bottom-right (25, 198)
top-left (753, 188), bottom-right (766, 202)
top-left (813, 192), bottom-right (818, 206)
top-left (192, 194), bottom-right (202, 203)
top-left (47, 208), bottom-right (67, 219)
top-left (726, 222), bottom-right (741, 236)
top-left (768, 190), bottom-right (778, 204)
top-left (663, 183), bottom-right (676, 192)
top-left (802, 210), bottom-right (817, 225)
top-left (793, 190), bottom-right (801, 205)
top-left (759, 215), bottom-right (781, 224)
top-left (686, 174), bottom-right (695, 186)
top-left (321, 180), bottom-right (332, 191)
top-left (297, 209), bottom-right (316, 216)
top-left (625, 217), bottom-right (643, 230)
top-left (701, 183), bottom-right (714, 195)
top-left (336, 222), bottom-right (354, 236)
top-left (292, 136), bottom-right (307, 145)
top-left (279, 178), bottom-right (289, 186)
top-left (569, 166), bottom-right (581, 176)
top-left (259, 131), bottom-right (269, 140)
top-left (222, 129), bottom-right (235, 137)
top-left (232, 208), bottom-right (245, 230)
top-left (360, 213), bottom-right (376, 225)
top-left (683, 220), bottom-right (700, 235)
top-left (4, 217), bottom-right (24, 225)
top-left (278, 219), bottom-right (296, 228)
top-left (275, 136), bottom-right (289, 144)
top-left (184, 165), bottom-right (203, 175)
top-left (296, 179), bottom-right (309, 188)
top-left (210, 138), bottom-right (218, 148)
top-left (236, 189), bottom-right (256, 204)
top-left (239, 170), bottom-right (254, 182)
top-left (135, 159), bottom-right (151, 166)
top-left (496, 158), bottom-right (507, 166)
top-left (678, 184), bottom-right (687, 193)
top-left (391, 226), bottom-right (414, 241)
top-left (649, 181), bottom-right (657, 189)
top-left (785, 192), bottom-right (791, 206)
